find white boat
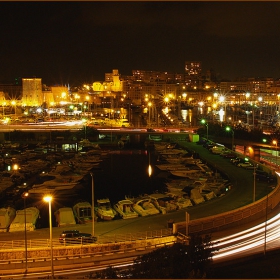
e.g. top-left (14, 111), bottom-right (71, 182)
top-left (40, 171), bottom-right (84, 182)
top-left (165, 157), bottom-right (198, 164)
top-left (113, 199), bottom-right (139, 219)
top-left (156, 163), bottom-right (190, 171)
top-left (149, 193), bottom-right (178, 214)
top-left (73, 201), bottom-right (94, 224)
top-left (9, 207), bottom-right (40, 232)
top-left (190, 188), bottom-right (205, 205)
top-left (166, 190), bottom-right (193, 209)
top-left (0, 206), bottom-right (16, 232)
top-left (169, 169), bottom-right (202, 178)
top-left (54, 207), bottom-right (76, 227)
top-left (129, 196), bottom-right (161, 217)
top-left (31, 174), bottom-right (79, 190)
top-left (95, 198), bottom-right (117, 221)
top-left (165, 177), bottom-right (208, 191)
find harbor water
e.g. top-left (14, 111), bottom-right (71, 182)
top-left (29, 148), bottom-right (168, 228)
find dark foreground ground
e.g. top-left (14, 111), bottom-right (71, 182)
top-left (210, 249), bottom-right (280, 279)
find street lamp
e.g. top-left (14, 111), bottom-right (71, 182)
top-left (90, 173), bottom-right (95, 236)
top-left (253, 165), bottom-right (256, 202)
top-left (11, 100), bottom-right (16, 116)
top-left (201, 119), bottom-right (208, 140)
top-left (148, 101), bottom-right (152, 128)
top-left (273, 140), bottom-right (278, 168)
top-left (43, 195), bottom-right (54, 279)
top-left (225, 126), bottom-right (234, 151)
top-left (22, 192), bottom-right (29, 272)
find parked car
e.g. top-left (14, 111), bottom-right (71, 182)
top-left (237, 162), bottom-right (255, 169)
top-left (59, 230), bottom-right (97, 244)
top-left (230, 157), bottom-right (243, 165)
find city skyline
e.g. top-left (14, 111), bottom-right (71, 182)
top-left (1, 1), bottom-right (280, 85)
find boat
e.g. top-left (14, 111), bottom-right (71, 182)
top-left (156, 163), bottom-right (189, 171)
top-left (149, 193), bottom-right (178, 214)
top-left (0, 206), bottom-right (16, 232)
top-left (79, 139), bottom-right (102, 151)
top-left (113, 199), bottom-right (139, 219)
top-left (54, 207), bottom-right (76, 227)
top-left (31, 174), bottom-right (80, 191)
top-left (129, 196), bottom-right (161, 217)
top-left (73, 201), bottom-right (94, 224)
top-left (95, 198), bottom-right (117, 221)
top-left (166, 190), bottom-right (193, 209)
top-left (190, 188), bottom-right (205, 205)
top-left (169, 169), bottom-right (202, 178)
top-left (9, 207), bottom-right (40, 232)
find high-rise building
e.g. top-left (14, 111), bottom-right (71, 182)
top-left (184, 61), bottom-right (202, 89)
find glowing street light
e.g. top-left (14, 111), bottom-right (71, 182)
top-left (43, 195), bottom-right (54, 279)
top-left (225, 126), bottom-right (235, 151)
top-left (201, 119), bottom-right (208, 140)
top-left (11, 100), bottom-right (16, 115)
top-left (273, 140), bottom-right (278, 168)
top-left (148, 101), bottom-right (152, 128)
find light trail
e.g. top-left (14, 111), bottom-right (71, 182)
top-left (213, 212), bottom-right (280, 261)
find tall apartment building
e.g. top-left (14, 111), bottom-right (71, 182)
top-left (184, 61), bottom-right (202, 89)
top-left (21, 78), bottom-right (43, 106)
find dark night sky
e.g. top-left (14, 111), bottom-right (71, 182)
top-left (1, 1), bottom-right (280, 86)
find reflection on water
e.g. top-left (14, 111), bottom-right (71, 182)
top-left (30, 149), bottom-right (168, 228)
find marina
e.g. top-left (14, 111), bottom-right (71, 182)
top-left (0, 139), bottom-right (230, 231)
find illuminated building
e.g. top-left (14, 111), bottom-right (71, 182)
top-left (21, 78), bottom-right (43, 106)
top-left (184, 61), bottom-right (202, 89)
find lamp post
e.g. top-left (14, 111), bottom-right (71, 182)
top-left (90, 173), bottom-right (95, 236)
top-left (225, 126), bottom-right (234, 151)
top-left (253, 165), bottom-right (256, 202)
top-left (148, 101), bottom-right (152, 128)
top-left (43, 195), bottom-right (54, 279)
top-left (11, 100), bottom-right (16, 116)
top-left (273, 140), bottom-right (278, 168)
top-left (22, 192), bottom-right (29, 272)
top-left (201, 119), bottom-right (208, 140)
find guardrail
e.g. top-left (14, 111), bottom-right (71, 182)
top-left (0, 229), bottom-right (172, 251)
top-left (0, 235), bottom-right (177, 271)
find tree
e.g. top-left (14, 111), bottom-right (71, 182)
top-left (113, 234), bottom-right (218, 279)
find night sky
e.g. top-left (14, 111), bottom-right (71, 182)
top-left (1, 1), bottom-right (280, 86)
